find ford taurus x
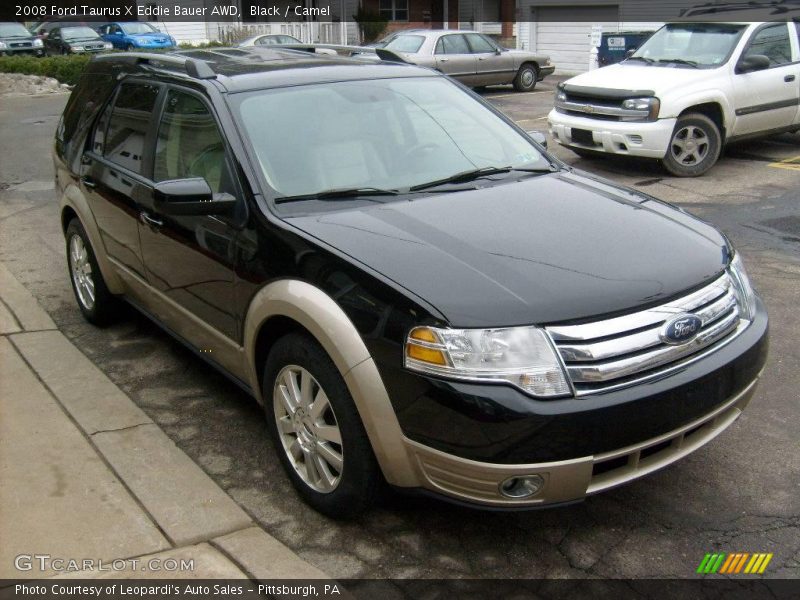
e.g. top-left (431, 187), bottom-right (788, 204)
top-left (54, 48), bottom-right (768, 518)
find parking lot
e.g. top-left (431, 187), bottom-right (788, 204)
top-left (0, 82), bottom-right (798, 580)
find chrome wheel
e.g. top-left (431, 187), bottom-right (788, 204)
top-left (670, 125), bottom-right (709, 166)
top-left (68, 234), bottom-right (95, 310)
top-left (520, 68), bottom-right (535, 88)
top-left (273, 365), bottom-right (344, 493)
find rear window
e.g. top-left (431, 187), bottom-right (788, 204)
top-left (384, 35), bottom-right (425, 53)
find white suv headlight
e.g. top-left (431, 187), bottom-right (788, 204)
top-left (729, 253), bottom-right (757, 321)
top-left (621, 97), bottom-right (660, 121)
top-left (405, 326), bottom-right (571, 398)
top-left (33, 39), bottom-right (44, 48)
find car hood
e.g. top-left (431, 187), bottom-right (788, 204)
top-left (0, 35), bottom-right (36, 43)
top-left (563, 63), bottom-right (711, 95)
top-left (286, 171), bottom-right (729, 328)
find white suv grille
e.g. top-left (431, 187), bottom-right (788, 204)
top-left (547, 273), bottom-right (744, 395)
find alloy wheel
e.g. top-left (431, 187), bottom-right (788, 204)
top-left (273, 365), bottom-right (344, 493)
top-left (670, 125), bottom-right (709, 166)
top-left (68, 234), bottom-right (95, 310)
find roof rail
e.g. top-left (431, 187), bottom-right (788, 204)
top-left (93, 52), bottom-right (216, 79)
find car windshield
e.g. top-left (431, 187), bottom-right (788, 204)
top-left (384, 35), bottom-right (425, 53)
top-left (121, 23), bottom-right (159, 35)
top-left (0, 23), bottom-right (31, 37)
top-left (631, 23), bottom-right (745, 67)
top-left (62, 27), bottom-right (99, 40)
top-left (235, 77), bottom-right (552, 199)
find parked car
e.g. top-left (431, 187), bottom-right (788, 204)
top-left (31, 18), bottom-right (108, 41)
top-left (97, 22), bottom-right (175, 50)
top-left (364, 29), bottom-right (428, 48)
top-left (549, 21), bottom-right (800, 176)
top-left (597, 30), bottom-right (654, 67)
top-left (54, 48), bottom-right (767, 518)
top-left (44, 26), bottom-right (112, 55)
top-left (238, 33), bottom-right (337, 55)
top-left (379, 30), bottom-right (554, 91)
top-left (0, 22), bottom-right (44, 56)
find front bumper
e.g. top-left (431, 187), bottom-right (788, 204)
top-left (539, 65), bottom-right (555, 79)
top-left (548, 108), bottom-right (675, 158)
top-left (1, 47), bottom-right (44, 56)
top-left (402, 376), bottom-right (758, 507)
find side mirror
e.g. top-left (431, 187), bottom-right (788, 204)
top-left (495, 48), bottom-right (502, 55)
top-left (153, 178), bottom-right (236, 216)
top-left (115, 31), bottom-right (123, 36)
top-left (527, 130), bottom-right (548, 149)
top-left (736, 54), bottom-right (770, 74)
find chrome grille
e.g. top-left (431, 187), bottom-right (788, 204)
top-left (547, 273), bottom-right (744, 395)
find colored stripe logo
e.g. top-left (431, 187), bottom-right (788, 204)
top-left (697, 552), bottom-right (773, 574)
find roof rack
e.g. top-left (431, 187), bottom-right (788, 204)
top-left (93, 52), bottom-right (216, 79)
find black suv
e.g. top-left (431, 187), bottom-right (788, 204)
top-left (55, 48), bottom-right (768, 518)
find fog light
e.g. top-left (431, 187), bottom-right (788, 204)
top-left (499, 474), bottom-right (544, 498)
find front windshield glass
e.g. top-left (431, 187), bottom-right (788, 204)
top-left (236, 77), bottom-right (550, 198)
top-left (631, 23), bottom-right (745, 67)
top-left (121, 23), bottom-right (159, 35)
top-left (384, 35), bottom-right (425, 53)
top-left (0, 23), bottom-right (31, 37)
top-left (62, 27), bottom-right (99, 40)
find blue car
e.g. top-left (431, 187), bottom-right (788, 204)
top-left (97, 22), bottom-right (175, 50)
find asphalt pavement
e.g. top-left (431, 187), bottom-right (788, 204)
top-left (0, 87), bottom-right (797, 580)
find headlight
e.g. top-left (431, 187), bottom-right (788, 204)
top-left (70, 45), bottom-right (83, 52)
top-left (729, 253), bottom-right (756, 321)
top-left (556, 90), bottom-right (567, 103)
top-left (405, 326), bottom-right (571, 398)
top-left (0, 42), bottom-right (6, 49)
top-left (103, 42), bottom-right (113, 49)
top-left (621, 97), bottom-right (660, 121)
top-left (33, 39), bottom-right (43, 48)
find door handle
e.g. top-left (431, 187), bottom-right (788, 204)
top-left (478, 56), bottom-right (487, 60)
top-left (140, 212), bottom-right (163, 228)
top-left (785, 74), bottom-right (796, 82)
top-left (439, 58), bottom-right (449, 62)
top-left (80, 176), bottom-right (96, 189)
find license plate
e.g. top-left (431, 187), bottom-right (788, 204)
top-left (571, 128), bottom-right (595, 145)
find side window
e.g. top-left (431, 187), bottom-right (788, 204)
top-left (439, 35), bottom-right (470, 55)
top-left (744, 24), bottom-right (792, 66)
top-left (50, 28), bottom-right (60, 40)
top-left (104, 82), bottom-right (160, 174)
top-left (465, 33), bottom-right (496, 54)
top-left (154, 90), bottom-right (234, 196)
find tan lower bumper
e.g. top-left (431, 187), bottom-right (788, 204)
top-left (401, 377), bottom-right (759, 508)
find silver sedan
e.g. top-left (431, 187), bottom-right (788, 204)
top-left (238, 34), bottom-right (337, 55)
top-left (379, 30), bottom-right (554, 92)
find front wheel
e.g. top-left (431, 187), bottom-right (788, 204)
top-left (263, 333), bottom-right (381, 519)
top-left (661, 113), bottom-right (721, 177)
top-left (513, 63), bottom-right (539, 92)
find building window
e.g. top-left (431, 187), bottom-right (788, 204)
top-left (380, 0), bottom-right (408, 21)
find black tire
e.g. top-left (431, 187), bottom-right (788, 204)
top-left (65, 219), bottom-right (119, 326)
top-left (263, 332), bottom-right (381, 519)
top-left (513, 63), bottom-right (538, 92)
top-left (661, 113), bottom-right (721, 177)
top-left (125, 44), bottom-right (135, 51)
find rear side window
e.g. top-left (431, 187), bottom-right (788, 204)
top-left (744, 24), bottom-right (792, 66)
top-left (58, 72), bottom-right (115, 163)
top-left (103, 82), bottom-right (160, 174)
top-left (154, 89), bottom-right (234, 196)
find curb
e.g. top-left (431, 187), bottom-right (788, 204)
top-left (0, 259), bottom-right (331, 580)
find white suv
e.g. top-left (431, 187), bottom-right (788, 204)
top-left (548, 22), bottom-right (800, 176)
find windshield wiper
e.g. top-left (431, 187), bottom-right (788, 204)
top-left (624, 56), bottom-right (654, 64)
top-left (657, 58), bottom-right (699, 68)
top-left (409, 165), bottom-right (554, 192)
top-left (274, 187), bottom-right (399, 204)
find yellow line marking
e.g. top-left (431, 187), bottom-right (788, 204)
top-left (745, 554), bottom-right (761, 573)
top-left (758, 553), bottom-right (773, 574)
top-left (768, 155), bottom-right (800, 170)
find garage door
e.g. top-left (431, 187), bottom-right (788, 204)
top-left (532, 5), bottom-right (619, 74)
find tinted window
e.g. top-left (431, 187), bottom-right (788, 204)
top-left (59, 72), bottom-right (115, 163)
top-left (104, 82), bottom-right (160, 174)
top-left (744, 24), bottom-right (792, 66)
top-left (436, 34), bottom-right (470, 55)
top-left (154, 90), bottom-right (233, 196)
top-left (465, 33), bottom-right (496, 53)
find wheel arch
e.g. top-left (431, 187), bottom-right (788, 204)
top-left (59, 185), bottom-right (124, 294)
top-left (243, 279), bottom-right (419, 487)
top-left (679, 101), bottom-right (727, 143)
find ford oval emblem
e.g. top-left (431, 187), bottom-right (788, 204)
top-left (661, 314), bottom-right (703, 345)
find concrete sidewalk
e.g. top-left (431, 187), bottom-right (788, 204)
top-left (0, 262), bottom-right (328, 581)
